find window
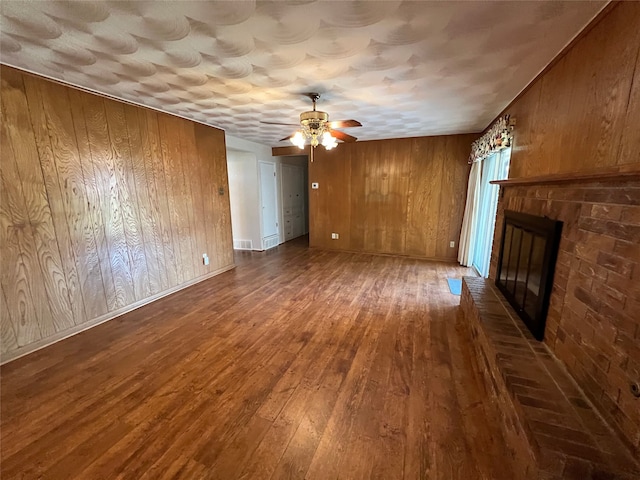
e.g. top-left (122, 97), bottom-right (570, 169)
top-left (471, 147), bottom-right (511, 277)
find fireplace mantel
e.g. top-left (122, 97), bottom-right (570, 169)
top-left (490, 166), bottom-right (640, 187)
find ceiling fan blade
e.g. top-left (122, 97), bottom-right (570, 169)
top-left (279, 135), bottom-right (294, 142)
top-left (261, 120), bottom-right (299, 126)
top-left (330, 130), bottom-right (357, 143)
top-left (329, 119), bottom-right (362, 129)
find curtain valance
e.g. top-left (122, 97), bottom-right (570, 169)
top-left (469, 114), bottom-right (514, 164)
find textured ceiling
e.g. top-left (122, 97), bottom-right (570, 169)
top-left (1, 1), bottom-right (607, 146)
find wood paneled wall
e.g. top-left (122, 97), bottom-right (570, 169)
top-left (309, 135), bottom-right (475, 260)
top-left (506, 1), bottom-right (640, 179)
top-left (0, 66), bottom-right (233, 362)
top-left (484, 2), bottom-right (640, 454)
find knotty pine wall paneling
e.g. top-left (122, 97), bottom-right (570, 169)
top-left (0, 66), bottom-right (234, 362)
top-left (310, 134), bottom-right (475, 260)
top-left (507, 1), bottom-right (640, 178)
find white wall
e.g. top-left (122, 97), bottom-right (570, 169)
top-left (226, 135), bottom-right (309, 250)
top-left (227, 149), bottom-right (261, 250)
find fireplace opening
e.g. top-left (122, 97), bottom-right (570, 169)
top-left (495, 210), bottom-right (563, 341)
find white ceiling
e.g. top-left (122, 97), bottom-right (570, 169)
top-left (1, 1), bottom-right (607, 146)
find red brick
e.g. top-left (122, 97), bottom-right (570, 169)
top-left (589, 204), bottom-right (624, 221)
top-left (623, 296), bottom-right (640, 318)
top-left (583, 231), bottom-right (616, 252)
top-left (535, 433), bottom-right (604, 462)
top-left (578, 261), bottom-right (608, 282)
top-left (615, 331), bottom-right (640, 360)
top-left (575, 242), bottom-right (611, 265)
top-left (558, 238), bottom-right (576, 255)
top-left (597, 251), bottom-right (634, 277)
top-left (572, 286), bottom-right (600, 313)
top-left (625, 356), bottom-right (640, 378)
top-left (586, 311), bottom-right (617, 344)
top-left (597, 283), bottom-right (627, 310)
top-left (599, 304), bottom-right (638, 337)
top-left (581, 340), bottom-right (612, 373)
top-left (621, 205), bottom-right (640, 225)
top-left (607, 270), bottom-right (639, 299)
top-left (562, 458), bottom-right (593, 478)
top-left (609, 406), bottom-right (640, 453)
top-left (613, 239), bottom-right (640, 263)
top-left (547, 189), bottom-right (585, 202)
top-left (582, 187), bottom-right (640, 206)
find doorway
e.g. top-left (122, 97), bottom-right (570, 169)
top-left (259, 161), bottom-right (279, 249)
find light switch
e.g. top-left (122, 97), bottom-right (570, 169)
top-left (311, 182), bottom-right (319, 189)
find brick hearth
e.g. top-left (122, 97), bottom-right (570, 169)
top-left (489, 180), bottom-right (640, 455)
top-left (461, 277), bottom-right (640, 479)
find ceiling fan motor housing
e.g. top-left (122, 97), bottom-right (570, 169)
top-left (300, 110), bottom-right (329, 130)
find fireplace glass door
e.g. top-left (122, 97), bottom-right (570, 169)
top-left (496, 211), bottom-right (562, 340)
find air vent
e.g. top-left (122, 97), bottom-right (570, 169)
top-left (233, 239), bottom-right (253, 250)
top-left (263, 235), bottom-right (279, 250)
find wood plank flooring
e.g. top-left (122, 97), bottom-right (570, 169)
top-left (1, 238), bottom-right (516, 479)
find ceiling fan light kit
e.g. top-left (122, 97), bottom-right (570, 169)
top-left (281, 93), bottom-right (359, 154)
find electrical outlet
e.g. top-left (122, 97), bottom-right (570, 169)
top-left (449, 241), bottom-right (455, 248)
top-left (202, 253), bottom-right (209, 266)
top-left (331, 233), bottom-right (339, 239)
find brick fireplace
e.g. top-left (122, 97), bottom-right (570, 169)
top-left (488, 178), bottom-right (640, 454)
top-left (456, 2), bottom-right (640, 475)
top-left (459, 175), bottom-right (640, 478)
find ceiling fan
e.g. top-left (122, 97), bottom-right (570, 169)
top-left (261, 93), bottom-right (362, 157)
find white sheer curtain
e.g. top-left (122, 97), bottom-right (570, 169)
top-left (458, 160), bottom-right (482, 266)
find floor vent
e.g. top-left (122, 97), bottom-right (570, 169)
top-left (233, 239), bottom-right (253, 250)
top-left (263, 235), bottom-right (279, 250)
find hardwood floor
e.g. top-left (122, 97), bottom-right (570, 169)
top-left (1, 238), bottom-right (515, 479)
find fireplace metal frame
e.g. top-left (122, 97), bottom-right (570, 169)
top-left (495, 210), bottom-right (563, 341)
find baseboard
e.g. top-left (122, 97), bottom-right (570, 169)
top-left (0, 264), bottom-right (236, 366)
top-left (307, 245), bottom-right (460, 263)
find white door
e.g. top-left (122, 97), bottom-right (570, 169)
top-left (281, 164), bottom-right (306, 241)
top-left (259, 162), bottom-right (278, 246)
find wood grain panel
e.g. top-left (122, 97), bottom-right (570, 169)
top-left (104, 101), bottom-right (151, 301)
top-left (194, 124), bottom-right (234, 270)
top-left (363, 141), bottom-right (384, 252)
top-left (41, 82), bottom-right (109, 318)
top-left (66, 88), bottom-right (118, 313)
top-left (157, 114), bottom-right (194, 284)
top-left (503, 82), bottom-right (542, 180)
top-left (382, 139), bottom-right (411, 254)
top-left (140, 109), bottom-right (179, 289)
top-left (122, 105), bottom-right (163, 295)
top-left (310, 145), bottom-right (352, 250)
top-left (178, 121), bottom-right (207, 277)
top-left (0, 286), bottom-right (18, 355)
top-left (0, 169), bottom-right (42, 347)
top-left (408, 137), bottom-right (442, 258)
top-left (506, 1), bottom-right (640, 179)
top-left (618, 44), bottom-right (640, 166)
top-left (0, 69), bottom-right (76, 335)
top-left (81, 93), bottom-right (137, 309)
top-left (437, 136), bottom-right (474, 259)
top-left (310, 135), bottom-right (473, 260)
top-left (23, 76), bottom-right (102, 322)
top-left (0, 65), bottom-right (233, 361)
top-left (348, 144), bottom-right (366, 252)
